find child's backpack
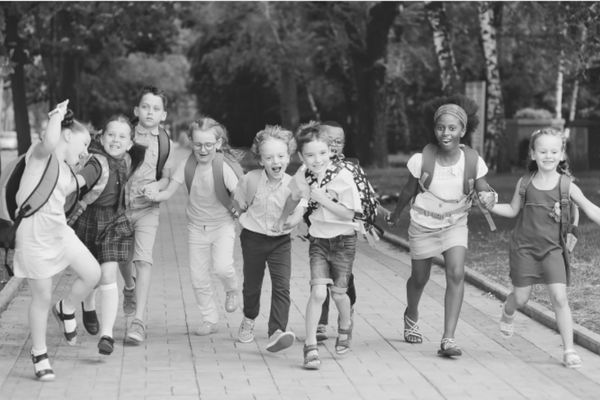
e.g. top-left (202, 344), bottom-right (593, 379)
top-left (518, 173), bottom-right (579, 283)
top-left (155, 126), bottom-right (171, 181)
top-left (418, 143), bottom-right (496, 231)
top-left (303, 158), bottom-right (382, 244)
top-left (184, 151), bottom-right (244, 216)
top-left (0, 153), bottom-right (78, 276)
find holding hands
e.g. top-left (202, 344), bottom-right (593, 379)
top-left (478, 190), bottom-right (498, 210)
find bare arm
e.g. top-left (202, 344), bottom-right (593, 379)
top-left (33, 100), bottom-right (69, 160)
top-left (148, 179), bottom-right (181, 202)
top-left (311, 187), bottom-right (355, 220)
top-left (489, 179), bottom-right (522, 218)
top-left (570, 184), bottom-right (600, 226)
top-left (389, 175), bottom-right (418, 225)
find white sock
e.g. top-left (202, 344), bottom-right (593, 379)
top-left (83, 289), bottom-right (97, 311)
top-left (99, 283), bottom-right (118, 338)
top-left (31, 347), bottom-right (51, 371)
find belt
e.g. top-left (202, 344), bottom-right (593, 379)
top-left (411, 204), bottom-right (470, 220)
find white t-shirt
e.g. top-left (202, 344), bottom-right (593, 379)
top-left (172, 157), bottom-right (238, 226)
top-left (407, 151), bottom-right (488, 229)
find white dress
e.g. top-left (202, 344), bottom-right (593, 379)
top-left (13, 147), bottom-right (88, 279)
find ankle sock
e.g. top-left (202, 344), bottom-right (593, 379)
top-left (31, 347), bottom-right (51, 371)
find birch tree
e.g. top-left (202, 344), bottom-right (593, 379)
top-left (425, 1), bottom-right (460, 94)
top-left (478, 1), bottom-right (508, 172)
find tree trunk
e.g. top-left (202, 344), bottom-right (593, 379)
top-left (554, 23), bottom-right (568, 120)
top-left (278, 61), bottom-right (299, 130)
top-left (425, 1), bottom-right (460, 94)
top-left (478, 1), bottom-right (508, 172)
top-left (4, 8), bottom-right (32, 155)
top-left (350, 2), bottom-right (399, 167)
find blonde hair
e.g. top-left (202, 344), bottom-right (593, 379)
top-left (187, 116), bottom-right (232, 152)
top-left (251, 125), bottom-right (296, 157)
top-left (528, 127), bottom-right (571, 176)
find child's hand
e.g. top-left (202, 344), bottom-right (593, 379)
top-left (49, 100), bottom-right (69, 119)
top-left (310, 187), bottom-right (329, 205)
top-left (478, 191), bottom-right (498, 210)
top-left (142, 182), bottom-right (161, 201)
top-left (566, 232), bottom-right (578, 252)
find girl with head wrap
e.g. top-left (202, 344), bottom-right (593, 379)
top-left (388, 95), bottom-right (497, 357)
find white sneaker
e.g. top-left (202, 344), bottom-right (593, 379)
top-left (266, 329), bottom-right (295, 353)
top-left (225, 291), bottom-right (238, 313)
top-left (195, 321), bottom-right (218, 336)
top-left (238, 317), bottom-right (255, 343)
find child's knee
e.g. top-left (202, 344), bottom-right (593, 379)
top-left (550, 291), bottom-right (569, 308)
top-left (310, 285), bottom-right (328, 303)
top-left (331, 291), bottom-right (348, 303)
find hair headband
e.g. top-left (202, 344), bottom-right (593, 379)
top-left (434, 104), bottom-right (467, 128)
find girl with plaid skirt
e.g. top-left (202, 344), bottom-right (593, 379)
top-left (70, 115), bottom-right (145, 355)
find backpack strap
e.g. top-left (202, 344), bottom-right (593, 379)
top-left (244, 169), bottom-right (263, 209)
top-left (419, 143), bottom-right (437, 191)
top-left (558, 174), bottom-right (574, 284)
top-left (461, 145), bottom-right (479, 196)
top-left (16, 154), bottom-right (60, 219)
top-left (156, 126), bottom-right (171, 181)
top-left (184, 153), bottom-right (197, 193)
top-left (518, 173), bottom-right (535, 209)
top-left (212, 152), bottom-right (242, 216)
top-left (80, 154), bottom-right (110, 207)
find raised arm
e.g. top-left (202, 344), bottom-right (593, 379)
top-left (570, 184), bottom-right (600, 226)
top-left (33, 100), bottom-right (69, 160)
top-left (489, 179), bottom-right (522, 218)
top-left (146, 179), bottom-right (180, 202)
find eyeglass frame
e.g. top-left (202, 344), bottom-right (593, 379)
top-left (191, 141), bottom-right (218, 151)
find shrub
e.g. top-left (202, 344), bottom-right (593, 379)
top-left (513, 107), bottom-right (554, 119)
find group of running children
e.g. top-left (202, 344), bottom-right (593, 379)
top-left (11, 88), bottom-right (600, 381)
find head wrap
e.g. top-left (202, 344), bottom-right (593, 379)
top-left (434, 104), bottom-right (468, 128)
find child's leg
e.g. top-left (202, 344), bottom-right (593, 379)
top-left (82, 289), bottom-right (97, 312)
top-left (63, 241), bottom-right (101, 313)
top-left (318, 291), bottom-right (330, 326)
top-left (210, 223), bottom-right (238, 295)
top-left (547, 283), bottom-right (575, 351)
top-left (240, 230), bottom-right (269, 321)
top-left (99, 262), bottom-right (119, 338)
top-left (119, 261), bottom-right (136, 290)
top-left (504, 286), bottom-right (533, 315)
top-left (405, 258), bottom-right (433, 321)
top-left (305, 284), bottom-right (328, 347)
top-left (28, 278), bottom-right (53, 354)
top-left (265, 235), bottom-right (292, 336)
top-left (441, 246), bottom-right (466, 339)
top-left (347, 273), bottom-right (357, 307)
top-left (188, 225), bottom-right (219, 324)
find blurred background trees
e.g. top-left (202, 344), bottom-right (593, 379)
top-left (0, 1), bottom-right (598, 171)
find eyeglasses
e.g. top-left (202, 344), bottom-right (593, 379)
top-left (330, 139), bottom-right (345, 145)
top-left (192, 142), bottom-right (217, 151)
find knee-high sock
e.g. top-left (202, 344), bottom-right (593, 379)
top-left (99, 283), bottom-right (118, 338)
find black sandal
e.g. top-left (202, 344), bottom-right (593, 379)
top-left (31, 352), bottom-right (55, 381)
top-left (52, 300), bottom-right (77, 345)
top-left (98, 335), bottom-right (115, 355)
top-left (82, 302), bottom-right (99, 336)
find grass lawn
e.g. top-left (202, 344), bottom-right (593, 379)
top-left (367, 166), bottom-right (600, 335)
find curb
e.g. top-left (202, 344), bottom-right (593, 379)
top-left (0, 277), bottom-right (24, 315)
top-left (380, 229), bottom-right (600, 356)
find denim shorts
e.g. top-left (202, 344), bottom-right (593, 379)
top-left (308, 233), bottom-right (356, 293)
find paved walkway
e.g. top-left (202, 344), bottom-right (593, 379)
top-left (1, 177), bottom-right (600, 399)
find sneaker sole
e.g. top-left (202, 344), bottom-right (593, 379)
top-left (238, 335), bottom-right (255, 344)
top-left (266, 332), bottom-right (295, 352)
top-left (126, 335), bottom-right (144, 345)
top-left (437, 348), bottom-right (462, 357)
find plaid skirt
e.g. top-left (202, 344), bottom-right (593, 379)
top-left (72, 205), bottom-right (133, 264)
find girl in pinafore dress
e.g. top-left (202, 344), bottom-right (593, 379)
top-left (13, 101), bottom-right (101, 381)
top-left (69, 115), bottom-right (145, 356)
top-left (489, 128), bottom-right (600, 369)
top-left (388, 96), bottom-right (497, 357)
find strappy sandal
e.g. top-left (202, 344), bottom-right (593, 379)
top-left (403, 310), bottom-right (423, 344)
top-left (31, 352), bottom-right (55, 381)
top-left (52, 300), bottom-right (77, 345)
top-left (303, 344), bottom-right (321, 370)
top-left (563, 349), bottom-right (582, 369)
top-left (438, 337), bottom-right (462, 357)
top-left (335, 326), bottom-right (352, 355)
top-left (499, 303), bottom-right (515, 338)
